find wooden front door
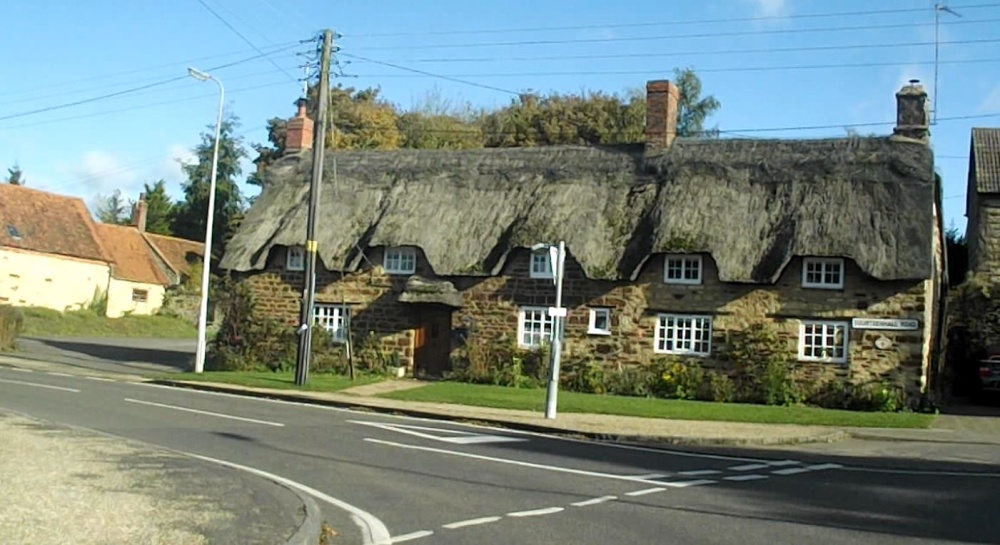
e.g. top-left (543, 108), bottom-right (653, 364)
top-left (414, 306), bottom-right (453, 378)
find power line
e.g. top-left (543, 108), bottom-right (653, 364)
top-left (350, 57), bottom-right (1000, 79)
top-left (0, 48), bottom-right (297, 124)
top-left (352, 16), bottom-right (1000, 51)
top-left (372, 38), bottom-right (1000, 64)
top-left (340, 53), bottom-right (521, 95)
top-left (348, 2), bottom-right (1000, 37)
top-left (193, 0), bottom-right (299, 82)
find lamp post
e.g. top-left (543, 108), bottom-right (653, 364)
top-left (532, 241), bottom-right (566, 419)
top-left (187, 67), bottom-right (224, 374)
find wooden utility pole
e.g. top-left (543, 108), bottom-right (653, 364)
top-left (294, 29), bottom-right (333, 386)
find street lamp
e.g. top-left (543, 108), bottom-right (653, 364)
top-left (532, 241), bottom-right (566, 419)
top-left (187, 67), bottom-right (224, 374)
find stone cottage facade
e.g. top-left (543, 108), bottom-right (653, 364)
top-left (221, 79), bottom-right (946, 399)
top-left (965, 127), bottom-right (1000, 281)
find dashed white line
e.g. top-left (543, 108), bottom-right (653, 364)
top-left (46, 372), bottom-right (72, 377)
top-left (123, 398), bottom-right (285, 427)
top-left (805, 463), bottom-right (843, 471)
top-left (390, 530), bottom-right (434, 543)
top-left (724, 474), bottom-right (769, 482)
top-left (768, 460), bottom-right (802, 467)
top-left (772, 467), bottom-right (811, 476)
top-left (85, 376), bottom-right (116, 382)
top-left (625, 487), bottom-right (666, 497)
top-left (507, 507), bottom-right (565, 517)
top-left (629, 472), bottom-right (670, 479)
top-left (571, 496), bottom-right (617, 507)
top-left (8, 367), bottom-right (33, 372)
top-left (442, 516), bottom-right (502, 529)
top-left (662, 479), bottom-right (717, 488)
top-left (0, 378), bottom-right (80, 393)
top-left (729, 463), bottom-right (771, 471)
top-left (678, 469), bottom-right (721, 476)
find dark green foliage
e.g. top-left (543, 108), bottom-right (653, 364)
top-left (723, 323), bottom-right (803, 406)
top-left (5, 163), bottom-right (24, 185)
top-left (208, 278), bottom-right (294, 372)
top-left (447, 333), bottom-right (547, 388)
top-left (131, 180), bottom-right (175, 236)
top-left (0, 305), bottom-right (24, 351)
top-left (806, 380), bottom-right (907, 412)
top-left (946, 225), bottom-right (968, 288)
top-left (93, 189), bottom-right (130, 225)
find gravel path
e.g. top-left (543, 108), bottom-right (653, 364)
top-left (0, 412), bottom-right (232, 545)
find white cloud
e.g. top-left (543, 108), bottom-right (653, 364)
top-left (745, 0), bottom-right (790, 18)
top-left (980, 83), bottom-right (1000, 113)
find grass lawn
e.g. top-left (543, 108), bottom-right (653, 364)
top-left (20, 307), bottom-right (197, 339)
top-left (155, 370), bottom-right (382, 393)
top-left (380, 382), bottom-right (936, 429)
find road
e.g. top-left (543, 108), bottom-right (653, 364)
top-left (1, 365), bottom-right (998, 545)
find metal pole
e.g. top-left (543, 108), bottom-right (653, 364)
top-left (294, 29), bottom-right (333, 386)
top-left (544, 240), bottom-right (565, 419)
top-left (191, 70), bottom-right (224, 374)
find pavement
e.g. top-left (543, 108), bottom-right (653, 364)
top-left (4, 341), bottom-right (1000, 544)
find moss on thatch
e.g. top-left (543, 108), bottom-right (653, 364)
top-left (221, 137), bottom-right (935, 283)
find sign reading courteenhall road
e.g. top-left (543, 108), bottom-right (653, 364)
top-left (851, 318), bottom-right (920, 331)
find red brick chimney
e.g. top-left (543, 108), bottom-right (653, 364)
top-left (284, 97), bottom-right (314, 154)
top-left (132, 193), bottom-right (148, 232)
top-left (645, 80), bottom-right (680, 153)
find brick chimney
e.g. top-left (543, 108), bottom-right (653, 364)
top-left (893, 79), bottom-right (930, 143)
top-left (132, 193), bottom-right (147, 232)
top-left (284, 97), bottom-right (314, 154)
top-left (645, 80), bottom-right (680, 153)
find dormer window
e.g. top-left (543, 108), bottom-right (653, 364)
top-left (664, 254), bottom-right (702, 285)
top-left (6, 224), bottom-right (21, 240)
top-left (529, 250), bottom-right (553, 279)
top-left (802, 258), bottom-right (844, 289)
top-left (384, 246), bottom-right (417, 275)
top-left (286, 246), bottom-right (305, 271)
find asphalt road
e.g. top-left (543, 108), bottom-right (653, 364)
top-left (13, 336), bottom-right (195, 375)
top-left (1, 366), bottom-right (999, 545)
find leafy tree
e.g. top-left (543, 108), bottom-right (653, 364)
top-left (398, 88), bottom-right (482, 150)
top-left (126, 180), bottom-right (175, 235)
top-left (93, 189), bottom-right (129, 224)
top-left (672, 66), bottom-right (722, 138)
top-left (5, 163), bottom-right (24, 185)
top-left (170, 113), bottom-right (248, 259)
top-left (946, 224), bottom-right (969, 288)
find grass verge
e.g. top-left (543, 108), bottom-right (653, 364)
top-left (155, 370), bottom-right (381, 393)
top-left (379, 382), bottom-right (936, 428)
top-left (21, 307), bottom-right (197, 339)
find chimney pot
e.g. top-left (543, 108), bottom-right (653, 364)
top-left (644, 79), bottom-right (680, 153)
top-left (893, 79), bottom-right (930, 143)
top-left (132, 193), bottom-right (148, 232)
top-left (285, 97), bottom-right (315, 155)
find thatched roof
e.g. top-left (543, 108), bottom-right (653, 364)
top-left (221, 137), bottom-right (936, 283)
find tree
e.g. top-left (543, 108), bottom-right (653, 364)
top-left (5, 163), bottom-right (24, 185)
top-left (170, 113), bottom-right (248, 259)
top-left (93, 189), bottom-right (129, 224)
top-left (672, 66), bottom-right (722, 138)
top-left (398, 88), bottom-right (482, 150)
top-left (126, 180), bottom-right (175, 235)
top-left (946, 224), bottom-right (969, 288)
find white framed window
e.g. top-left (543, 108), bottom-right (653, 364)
top-left (286, 246), bottom-right (305, 271)
top-left (664, 254), bottom-right (702, 285)
top-left (517, 306), bottom-right (554, 348)
top-left (588, 308), bottom-right (611, 335)
top-left (529, 251), bottom-right (553, 279)
top-left (314, 304), bottom-right (350, 343)
top-left (801, 257), bottom-right (844, 289)
top-left (383, 246), bottom-right (417, 275)
top-left (798, 321), bottom-right (848, 363)
top-left (654, 314), bottom-right (713, 356)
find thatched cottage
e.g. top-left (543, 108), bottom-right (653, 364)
top-left (221, 79), bottom-right (946, 398)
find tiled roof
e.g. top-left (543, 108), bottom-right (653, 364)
top-left (972, 127), bottom-right (1000, 193)
top-left (0, 184), bottom-right (109, 262)
top-left (93, 223), bottom-right (170, 285)
top-left (143, 233), bottom-right (204, 279)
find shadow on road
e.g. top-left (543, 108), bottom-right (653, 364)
top-left (13, 337), bottom-right (194, 374)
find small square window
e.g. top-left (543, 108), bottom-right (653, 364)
top-left (801, 258), bottom-right (844, 289)
top-left (314, 304), bottom-right (350, 343)
top-left (286, 246), bottom-right (305, 271)
top-left (131, 289), bottom-right (148, 303)
top-left (588, 308), bottom-right (611, 335)
top-left (517, 306), bottom-right (554, 348)
top-left (530, 251), bottom-right (553, 279)
top-left (798, 321), bottom-right (848, 363)
top-left (384, 247), bottom-right (417, 275)
top-left (664, 255), bottom-right (702, 285)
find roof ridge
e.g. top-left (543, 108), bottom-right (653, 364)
top-left (141, 232), bottom-right (181, 277)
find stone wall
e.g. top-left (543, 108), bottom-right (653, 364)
top-left (239, 245), bottom-right (934, 396)
top-left (968, 196), bottom-right (1000, 283)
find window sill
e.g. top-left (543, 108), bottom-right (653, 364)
top-left (653, 350), bottom-right (711, 358)
top-left (587, 329), bottom-right (611, 336)
top-left (385, 270), bottom-right (416, 276)
top-left (801, 283), bottom-right (844, 290)
top-left (663, 280), bottom-right (703, 286)
top-left (797, 357), bottom-right (848, 364)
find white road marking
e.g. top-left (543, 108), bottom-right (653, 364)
top-left (0, 378), bottom-right (80, 393)
top-left (661, 479), bottom-right (717, 488)
top-left (9, 367), bottom-right (33, 372)
top-left (772, 467), bottom-right (811, 476)
top-left (181, 451), bottom-right (392, 545)
top-left (46, 372), bottom-right (72, 377)
top-left (442, 516), bottom-right (502, 529)
top-left (729, 463), bottom-right (771, 471)
top-left (724, 474), bottom-right (769, 482)
top-left (625, 487), bottom-right (666, 497)
top-left (805, 463), bottom-right (843, 471)
top-left (840, 467), bottom-right (1000, 478)
top-left (678, 469), bottom-right (721, 476)
top-left (85, 376), bottom-right (116, 382)
top-left (364, 438), bottom-right (668, 486)
top-left (507, 507), bottom-right (564, 517)
top-left (571, 496), bottom-right (617, 507)
top-left (628, 472), bottom-right (670, 479)
top-left (123, 398), bottom-right (285, 427)
top-left (351, 420), bottom-right (527, 444)
top-left (390, 531), bottom-right (434, 543)
top-left (768, 460), bottom-right (802, 467)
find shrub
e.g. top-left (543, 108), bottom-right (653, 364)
top-left (604, 364), bottom-right (658, 397)
top-left (207, 278), bottom-right (295, 371)
top-left (723, 323), bottom-right (803, 406)
top-left (0, 305), bottom-right (24, 352)
top-left (561, 358), bottom-right (607, 394)
top-left (354, 331), bottom-right (400, 376)
top-left (448, 333), bottom-right (547, 388)
top-left (655, 358), bottom-right (707, 400)
top-left (807, 379), bottom-right (907, 412)
top-left (707, 371), bottom-right (736, 403)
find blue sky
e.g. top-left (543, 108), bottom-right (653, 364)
top-left (1, 0), bottom-right (998, 232)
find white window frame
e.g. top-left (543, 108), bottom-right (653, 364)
top-left (314, 303), bottom-right (350, 343)
top-left (798, 320), bottom-right (849, 363)
top-left (286, 246), bottom-right (305, 271)
top-left (654, 314), bottom-right (713, 356)
top-left (664, 254), bottom-right (703, 285)
top-left (588, 308), bottom-right (612, 335)
top-left (383, 246), bottom-right (417, 275)
top-left (529, 251), bottom-right (553, 279)
top-left (517, 306), bottom-right (554, 348)
top-left (801, 257), bottom-right (845, 289)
